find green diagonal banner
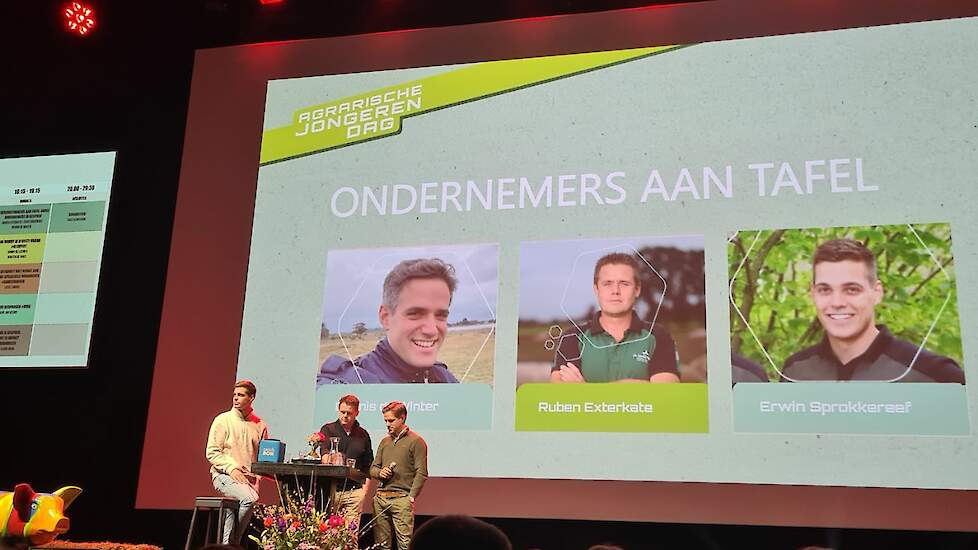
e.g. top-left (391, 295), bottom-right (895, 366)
top-left (259, 45), bottom-right (682, 165)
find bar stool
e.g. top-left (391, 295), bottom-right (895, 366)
top-left (184, 496), bottom-right (239, 550)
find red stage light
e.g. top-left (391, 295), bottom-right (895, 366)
top-left (64, 2), bottom-right (96, 37)
top-left (259, 0), bottom-right (285, 5)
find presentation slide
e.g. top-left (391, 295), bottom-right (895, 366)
top-left (232, 16), bottom-right (978, 490)
top-left (0, 152), bottom-right (114, 368)
top-left (315, 243), bottom-right (498, 430)
top-left (730, 223), bottom-right (966, 435)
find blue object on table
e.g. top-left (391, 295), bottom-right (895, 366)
top-left (258, 439), bottom-right (286, 463)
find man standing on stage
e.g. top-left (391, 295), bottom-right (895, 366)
top-left (370, 401), bottom-right (428, 550)
top-left (308, 394), bottom-right (374, 523)
top-left (205, 379), bottom-right (269, 544)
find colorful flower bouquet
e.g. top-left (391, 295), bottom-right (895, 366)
top-left (249, 491), bottom-right (375, 550)
top-left (305, 432), bottom-right (325, 459)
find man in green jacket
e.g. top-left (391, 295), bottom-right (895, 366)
top-left (370, 401), bottom-right (428, 549)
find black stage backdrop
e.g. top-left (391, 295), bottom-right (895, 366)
top-left (2, 2), bottom-right (977, 549)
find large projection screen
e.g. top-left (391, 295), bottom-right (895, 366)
top-left (139, 0), bottom-right (978, 530)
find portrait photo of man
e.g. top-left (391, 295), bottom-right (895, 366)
top-left (781, 238), bottom-right (963, 383)
top-left (516, 236), bottom-right (706, 389)
top-left (316, 243), bottom-right (498, 386)
top-left (728, 225), bottom-right (965, 384)
top-left (551, 252), bottom-right (680, 384)
top-left (318, 258), bottom-right (460, 384)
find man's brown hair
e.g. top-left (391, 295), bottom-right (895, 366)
top-left (383, 401), bottom-right (408, 419)
top-left (234, 379), bottom-right (257, 397)
top-left (813, 238), bottom-right (878, 281)
top-left (338, 394), bottom-right (360, 410)
top-left (383, 258), bottom-right (458, 312)
top-left (593, 252), bottom-right (641, 285)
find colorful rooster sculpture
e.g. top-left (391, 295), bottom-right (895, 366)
top-left (0, 483), bottom-right (82, 545)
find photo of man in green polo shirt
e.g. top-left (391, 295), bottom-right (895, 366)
top-left (550, 252), bottom-right (680, 384)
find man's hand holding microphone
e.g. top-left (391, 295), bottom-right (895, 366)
top-left (378, 461), bottom-right (396, 483)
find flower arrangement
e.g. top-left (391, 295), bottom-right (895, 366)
top-left (306, 432), bottom-right (324, 458)
top-left (249, 492), bottom-right (374, 550)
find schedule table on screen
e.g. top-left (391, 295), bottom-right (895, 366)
top-left (0, 154), bottom-right (113, 368)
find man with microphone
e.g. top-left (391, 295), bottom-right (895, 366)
top-left (370, 401), bottom-right (428, 549)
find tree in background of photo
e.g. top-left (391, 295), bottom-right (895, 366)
top-left (728, 224), bottom-right (961, 381)
top-left (636, 246), bottom-right (706, 325)
top-left (572, 247), bottom-right (706, 325)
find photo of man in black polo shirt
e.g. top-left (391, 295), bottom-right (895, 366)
top-left (550, 252), bottom-right (680, 384)
top-left (781, 238), bottom-right (964, 383)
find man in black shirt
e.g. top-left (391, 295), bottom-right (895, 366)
top-left (732, 353), bottom-right (769, 384)
top-left (781, 238), bottom-right (963, 383)
top-left (310, 394), bottom-right (374, 522)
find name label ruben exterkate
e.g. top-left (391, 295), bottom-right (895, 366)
top-left (537, 401), bottom-right (654, 414)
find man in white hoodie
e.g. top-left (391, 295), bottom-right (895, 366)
top-left (205, 379), bottom-right (269, 543)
